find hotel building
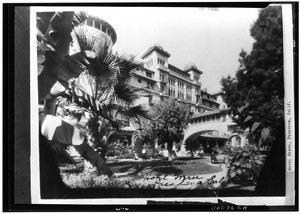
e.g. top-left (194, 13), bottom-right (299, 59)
top-left (130, 45), bottom-right (220, 114)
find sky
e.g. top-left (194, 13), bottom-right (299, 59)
top-left (85, 7), bottom-right (259, 93)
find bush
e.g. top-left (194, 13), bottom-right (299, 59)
top-left (61, 171), bottom-right (152, 189)
top-left (226, 145), bottom-right (264, 186)
top-left (106, 141), bottom-right (135, 159)
top-left (141, 144), bottom-right (164, 159)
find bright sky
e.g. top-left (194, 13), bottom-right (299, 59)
top-left (85, 7), bottom-right (259, 93)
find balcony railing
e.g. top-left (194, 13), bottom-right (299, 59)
top-left (157, 64), bottom-right (169, 72)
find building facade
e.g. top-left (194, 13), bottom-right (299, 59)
top-left (130, 45), bottom-right (220, 114)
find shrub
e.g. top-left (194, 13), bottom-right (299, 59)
top-left (105, 141), bottom-right (135, 159)
top-left (226, 145), bottom-right (264, 186)
top-left (61, 171), bottom-right (152, 189)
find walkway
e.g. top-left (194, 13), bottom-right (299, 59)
top-left (114, 157), bottom-right (228, 190)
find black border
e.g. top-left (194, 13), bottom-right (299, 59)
top-left (4, 2), bottom-right (299, 211)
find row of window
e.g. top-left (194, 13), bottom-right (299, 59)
top-left (137, 78), bottom-right (153, 89)
top-left (85, 19), bottom-right (111, 37)
top-left (146, 59), bottom-right (153, 68)
top-left (178, 81), bottom-right (184, 89)
top-left (186, 85), bottom-right (192, 92)
top-left (169, 66), bottom-right (189, 78)
top-left (201, 92), bottom-right (217, 101)
top-left (158, 58), bottom-right (165, 66)
top-left (190, 114), bottom-right (223, 125)
top-left (201, 100), bottom-right (217, 108)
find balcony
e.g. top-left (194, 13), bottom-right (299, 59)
top-left (201, 96), bottom-right (218, 103)
top-left (132, 72), bottom-right (157, 83)
top-left (159, 79), bottom-right (168, 84)
top-left (157, 64), bottom-right (169, 72)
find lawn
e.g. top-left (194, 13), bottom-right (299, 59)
top-left (108, 157), bottom-right (223, 179)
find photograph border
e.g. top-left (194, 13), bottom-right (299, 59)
top-left (6, 1), bottom-right (298, 211)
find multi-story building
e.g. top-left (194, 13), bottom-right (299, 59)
top-left (130, 45), bottom-right (219, 114)
top-left (78, 16), bottom-right (227, 151)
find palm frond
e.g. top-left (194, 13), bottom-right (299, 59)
top-left (113, 78), bottom-right (146, 105)
top-left (114, 104), bottom-right (150, 122)
top-left (72, 11), bottom-right (88, 27)
top-left (118, 55), bottom-right (143, 78)
top-left (73, 25), bottom-right (96, 52)
top-left (106, 131), bottom-right (120, 144)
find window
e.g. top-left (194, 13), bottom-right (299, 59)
top-left (102, 25), bottom-right (107, 34)
top-left (146, 71), bottom-right (152, 78)
top-left (147, 82), bottom-right (153, 89)
top-left (178, 81), bottom-right (184, 89)
top-left (168, 88), bottom-right (175, 97)
top-left (148, 95), bottom-right (153, 105)
top-left (138, 79), bottom-right (142, 84)
top-left (178, 91), bottom-right (184, 100)
top-left (186, 93), bottom-right (192, 102)
top-left (168, 78), bottom-right (175, 85)
top-left (160, 73), bottom-right (165, 82)
top-left (86, 19), bottom-right (93, 27)
top-left (94, 21), bottom-right (100, 29)
top-left (186, 85), bottom-right (192, 92)
top-left (147, 59), bottom-right (153, 68)
top-left (157, 58), bottom-right (165, 66)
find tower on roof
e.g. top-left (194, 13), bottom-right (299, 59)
top-left (184, 63), bottom-right (203, 84)
top-left (141, 45), bottom-right (170, 72)
top-left (83, 15), bottom-right (117, 44)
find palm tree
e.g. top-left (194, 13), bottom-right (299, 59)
top-left (38, 11), bottom-right (149, 164)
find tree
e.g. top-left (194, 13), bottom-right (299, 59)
top-left (132, 117), bottom-right (157, 158)
top-left (185, 139), bottom-right (200, 158)
top-left (149, 99), bottom-right (192, 161)
top-left (221, 6), bottom-right (283, 146)
top-left (220, 6), bottom-right (285, 194)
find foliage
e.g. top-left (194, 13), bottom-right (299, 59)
top-left (226, 145), bottom-right (264, 186)
top-left (220, 6), bottom-right (283, 147)
top-left (129, 99), bottom-right (192, 160)
top-left (106, 141), bottom-right (135, 159)
top-left (37, 11), bottom-right (90, 100)
top-left (140, 143), bottom-right (164, 159)
top-left (61, 171), bottom-right (144, 189)
top-left (148, 99), bottom-right (192, 160)
top-left (185, 139), bottom-right (201, 157)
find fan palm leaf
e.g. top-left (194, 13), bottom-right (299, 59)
top-left (37, 11), bottom-right (89, 100)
